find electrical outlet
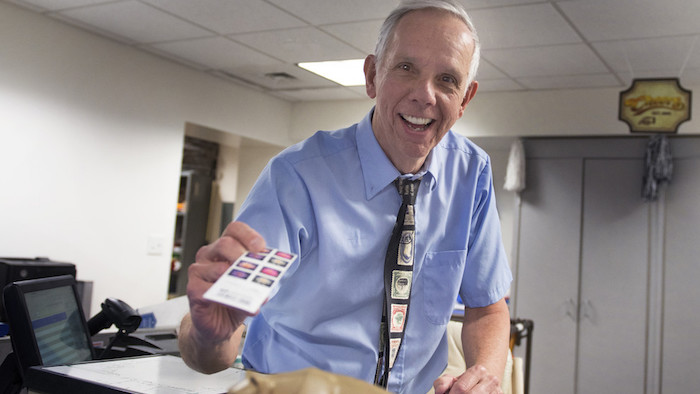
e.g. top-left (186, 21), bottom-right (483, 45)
top-left (147, 235), bottom-right (165, 256)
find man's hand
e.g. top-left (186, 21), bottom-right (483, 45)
top-left (433, 365), bottom-right (502, 394)
top-left (187, 221), bottom-right (266, 340)
top-left (434, 298), bottom-right (510, 394)
top-left (179, 221), bottom-right (266, 373)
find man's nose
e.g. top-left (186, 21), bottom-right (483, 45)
top-left (410, 77), bottom-right (438, 106)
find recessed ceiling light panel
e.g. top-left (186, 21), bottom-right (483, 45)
top-left (297, 59), bottom-right (366, 86)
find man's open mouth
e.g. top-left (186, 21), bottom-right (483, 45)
top-left (400, 114), bottom-right (433, 131)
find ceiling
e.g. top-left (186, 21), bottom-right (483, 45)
top-left (7, 0), bottom-right (700, 102)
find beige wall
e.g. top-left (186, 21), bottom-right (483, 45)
top-left (235, 145), bottom-right (285, 219)
top-left (0, 2), bottom-right (292, 313)
top-left (2, 0), bottom-right (698, 313)
top-left (289, 86), bottom-right (699, 142)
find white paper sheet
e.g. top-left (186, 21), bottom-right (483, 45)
top-left (43, 355), bottom-right (245, 394)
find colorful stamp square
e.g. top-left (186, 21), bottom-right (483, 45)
top-left (391, 270), bottom-right (412, 300)
top-left (275, 251), bottom-right (294, 260)
top-left (246, 252), bottom-right (267, 260)
top-left (253, 275), bottom-right (274, 287)
top-left (390, 304), bottom-right (408, 332)
top-left (229, 269), bottom-right (250, 279)
top-left (236, 260), bottom-right (258, 271)
top-left (389, 338), bottom-right (401, 368)
top-left (268, 257), bottom-right (289, 267)
top-left (260, 267), bottom-right (281, 277)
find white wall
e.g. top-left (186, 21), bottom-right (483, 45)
top-left (0, 2), bottom-right (293, 314)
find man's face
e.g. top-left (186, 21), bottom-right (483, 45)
top-left (365, 9), bottom-right (478, 174)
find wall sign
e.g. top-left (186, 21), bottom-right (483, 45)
top-left (619, 78), bottom-right (691, 133)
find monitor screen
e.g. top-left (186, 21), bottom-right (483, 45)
top-left (25, 285), bottom-right (92, 365)
top-left (3, 275), bottom-right (94, 376)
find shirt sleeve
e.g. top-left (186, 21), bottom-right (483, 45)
top-left (235, 154), bottom-right (317, 279)
top-left (460, 157), bottom-right (513, 308)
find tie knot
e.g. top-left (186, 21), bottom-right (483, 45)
top-left (395, 177), bottom-right (421, 205)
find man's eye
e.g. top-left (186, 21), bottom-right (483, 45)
top-left (441, 75), bottom-right (457, 85)
top-left (398, 64), bottom-right (411, 71)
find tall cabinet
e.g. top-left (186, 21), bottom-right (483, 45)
top-left (659, 145), bottom-right (700, 393)
top-left (511, 137), bottom-right (700, 394)
top-left (170, 170), bottom-right (212, 297)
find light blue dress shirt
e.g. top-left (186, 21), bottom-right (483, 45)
top-left (237, 109), bottom-right (512, 393)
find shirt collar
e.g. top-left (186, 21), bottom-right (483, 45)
top-left (356, 108), bottom-right (439, 200)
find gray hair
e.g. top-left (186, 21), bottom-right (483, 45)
top-left (374, 0), bottom-right (481, 85)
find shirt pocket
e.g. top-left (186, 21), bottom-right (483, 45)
top-left (421, 250), bottom-right (467, 325)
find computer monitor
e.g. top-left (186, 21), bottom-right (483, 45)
top-left (3, 275), bottom-right (94, 377)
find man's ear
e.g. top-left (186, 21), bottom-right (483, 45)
top-left (458, 81), bottom-right (479, 118)
top-left (364, 55), bottom-right (378, 99)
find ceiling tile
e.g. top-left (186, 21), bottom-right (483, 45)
top-left (56, 1), bottom-right (213, 43)
top-left (476, 60), bottom-right (509, 80)
top-left (476, 79), bottom-right (524, 92)
top-left (272, 86), bottom-right (367, 101)
top-left (231, 27), bottom-right (366, 63)
top-left (517, 73), bottom-right (620, 90)
top-left (470, 3), bottom-right (581, 49)
top-left (148, 37), bottom-right (282, 70)
top-left (458, 0), bottom-right (543, 10)
top-left (266, 0), bottom-right (397, 25)
top-left (594, 36), bottom-right (699, 74)
top-left (558, 0), bottom-right (700, 42)
top-left (141, 0), bottom-right (307, 35)
top-left (484, 44), bottom-right (609, 77)
top-left (616, 68), bottom-right (700, 87)
top-left (320, 20), bottom-right (383, 54)
top-left (10, 0), bottom-right (700, 101)
top-left (220, 63), bottom-right (338, 90)
top-left (8, 0), bottom-right (114, 11)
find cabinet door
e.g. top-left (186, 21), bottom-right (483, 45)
top-left (515, 158), bottom-right (583, 394)
top-left (577, 159), bottom-right (648, 394)
top-left (662, 156), bottom-right (700, 393)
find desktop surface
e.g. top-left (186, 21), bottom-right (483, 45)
top-left (26, 354), bottom-right (246, 394)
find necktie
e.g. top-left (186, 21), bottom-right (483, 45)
top-left (374, 177), bottom-right (421, 388)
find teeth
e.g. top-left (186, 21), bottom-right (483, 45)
top-left (402, 114), bottom-right (432, 125)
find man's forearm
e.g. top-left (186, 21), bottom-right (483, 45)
top-left (178, 313), bottom-right (243, 374)
top-left (461, 298), bottom-right (511, 380)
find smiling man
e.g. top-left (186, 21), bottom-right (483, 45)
top-left (179, 1), bottom-right (512, 393)
top-left (365, 6), bottom-right (478, 175)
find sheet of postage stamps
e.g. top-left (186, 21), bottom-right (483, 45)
top-left (204, 248), bottom-right (297, 314)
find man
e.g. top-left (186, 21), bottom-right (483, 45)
top-left (179, 1), bottom-right (512, 393)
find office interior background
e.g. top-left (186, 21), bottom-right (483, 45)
top-left (2, 0), bottom-right (699, 392)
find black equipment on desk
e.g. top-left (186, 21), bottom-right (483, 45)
top-left (3, 275), bottom-right (94, 380)
top-left (1, 275), bottom-right (178, 394)
top-left (0, 257), bottom-right (76, 322)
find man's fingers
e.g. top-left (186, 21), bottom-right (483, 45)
top-left (222, 221), bottom-right (266, 252)
top-left (433, 376), bottom-right (457, 394)
top-left (188, 260), bottom-right (230, 284)
top-left (449, 365), bottom-right (501, 394)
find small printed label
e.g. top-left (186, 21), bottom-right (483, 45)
top-left (204, 248), bottom-right (297, 314)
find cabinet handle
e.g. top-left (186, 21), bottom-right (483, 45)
top-left (565, 298), bottom-right (578, 322)
top-left (581, 299), bottom-right (596, 323)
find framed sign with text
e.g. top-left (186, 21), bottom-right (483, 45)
top-left (619, 78), bottom-right (691, 133)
